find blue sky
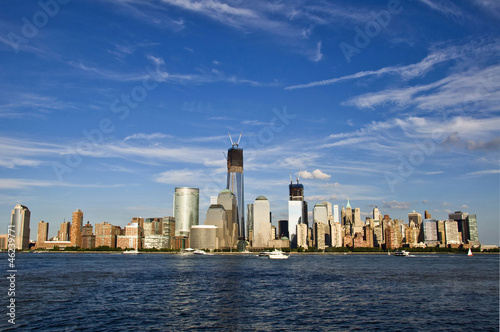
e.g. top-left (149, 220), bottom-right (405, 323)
top-left (0, 0), bottom-right (499, 245)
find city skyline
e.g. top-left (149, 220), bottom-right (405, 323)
top-left (0, 1), bottom-right (499, 245)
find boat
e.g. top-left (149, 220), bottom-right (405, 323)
top-left (468, 248), bottom-right (473, 256)
top-left (258, 251), bottom-right (272, 257)
top-left (394, 250), bottom-right (410, 256)
top-left (193, 249), bottom-right (211, 255)
top-left (123, 249), bottom-right (139, 254)
top-left (268, 249), bottom-right (289, 260)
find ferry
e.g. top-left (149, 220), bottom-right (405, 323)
top-left (123, 249), bottom-right (140, 254)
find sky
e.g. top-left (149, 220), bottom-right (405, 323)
top-left (0, 0), bottom-right (499, 245)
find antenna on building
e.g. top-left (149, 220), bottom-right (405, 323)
top-left (236, 131), bottom-right (242, 146)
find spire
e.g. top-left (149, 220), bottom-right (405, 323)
top-left (346, 199), bottom-right (351, 209)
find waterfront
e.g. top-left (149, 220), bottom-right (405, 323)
top-left (2, 253), bottom-right (499, 331)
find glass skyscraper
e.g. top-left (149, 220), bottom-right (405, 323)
top-left (288, 179), bottom-right (308, 248)
top-left (10, 204), bottom-right (31, 250)
top-left (227, 142), bottom-right (244, 239)
top-left (173, 187), bottom-right (199, 237)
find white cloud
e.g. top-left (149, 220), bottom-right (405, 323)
top-left (300, 169), bottom-right (331, 180)
top-left (124, 133), bottom-right (169, 141)
top-left (466, 169), bottom-right (500, 176)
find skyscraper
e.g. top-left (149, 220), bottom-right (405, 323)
top-left (37, 221), bottom-right (49, 248)
top-left (71, 209), bottom-right (83, 247)
top-left (226, 133), bottom-right (244, 239)
top-left (252, 196), bottom-right (271, 248)
top-left (10, 204), bottom-right (31, 250)
top-left (288, 173), bottom-right (308, 248)
top-left (173, 187), bottom-right (199, 237)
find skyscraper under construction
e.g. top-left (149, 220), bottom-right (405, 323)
top-left (226, 132), bottom-right (245, 239)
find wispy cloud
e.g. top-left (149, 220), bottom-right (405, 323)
top-left (285, 43), bottom-right (481, 90)
top-left (124, 133), bottom-right (171, 141)
top-left (0, 178), bottom-right (123, 189)
top-left (466, 169), bottom-right (500, 176)
top-left (344, 64), bottom-right (500, 113)
top-left (383, 200), bottom-right (411, 210)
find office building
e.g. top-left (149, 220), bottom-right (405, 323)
top-left (313, 203), bottom-right (328, 224)
top-left (278, 220), bottom-right (289, 239)
top-left (217, 189), bottom-right (238, 248)
top-left (423, 219), bottom-right (439, 245)
top-left (297, 223), bottom-right (308, 249)
top-left (70, 209), bottom-right (83, 247)
top-left (445, 220), bottom-right (461, 245)
top-left (314, 221), bottom-right (326, 250)
top-left (333, 205), bottom-right (339, 224)
top-left (205, 203), bottom-right (228, 249)
top-left (408, 211), bottom-right (422, 228)
top-left (373, 206), bottom-right (380, 222)
top-left (288, 175), bottom-right (308, 248)
top-left (252, 196), bottom-right (271, 248)
top-left (10, 204), bottom-right (31, 250)
top-left (467, 214), bottom-right (480, 245)
top-left (190, 225), bottom-right (217, 250)
top-left (226, 133), bottom-right (245, 239)
top-left (37, 221), bottom-right (49, 248)
top-left (173, 187), bottom-right (199, 237)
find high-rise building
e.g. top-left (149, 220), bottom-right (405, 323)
top-left (444, 220), bottom-right (461, 245)
top-left (10, 204), bottom-right (31, 250)
top-left (173, 187), bottom-right (199, 237)
top-left (226, 133), bottom-right (244, 239)
top-left (247, 203), bottom-right (254, 243)
top-left (190, 225), bottom-right (217, 250)
top-left (205, 204), bottom-right (228, 249)
top-left (333, 205), bottom-right (339, 224)
top-left (423, 219), bottom-right (439, 245)
top-left (313, 203), bottom-right (328, 224)
top-left (278, 220), bottom-right (289, 239)
top-left (373, 206), bottom-right (380, 221)
top-left (117, 223), bottom-right (142, 250)
top-left (81, 221), bottom-right (95, 248)
top-left (314, 221), bottom-right (326, 250)
top-left (95, 222), bottom-right (121, 248)
top-left (408, 211), bottom-right (422, 228)
top-left (217, 189), bottom-right (238, 248)
top-left (296, 223), bottom-right (308, 249)
top-left (70, 209), bottom-right (83, 247)
top-left (252, 196), bottom-right (271, 248)
top-left (37, 221), bottom-right (49, 247)
top-left (467, 214), bottom-right (480, 245)
top-left (288, 175), bottom-right (308, 248)
top-left (58, 221), bottom-right (70, 241)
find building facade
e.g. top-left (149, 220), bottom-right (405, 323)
top-left (10, 204), bottom-right (31, 250)
top-left (173, 187), bottom-right (199, 237)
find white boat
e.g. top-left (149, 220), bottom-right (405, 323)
top-left (268, 249), bottom-right (289, 259)
top-left (258, 251), bottom-right (272, 257)
top-left (123, 249), bottom-right (139, 254)
top-left (468, 248), bottom-right (473, 256)
top-left (394, 250), bottom-right (410, 256)
top-left (193, 249), bottom-right (212, 255)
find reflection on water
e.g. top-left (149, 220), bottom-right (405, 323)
top-left (1, 253), bottom-right (498, 331)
